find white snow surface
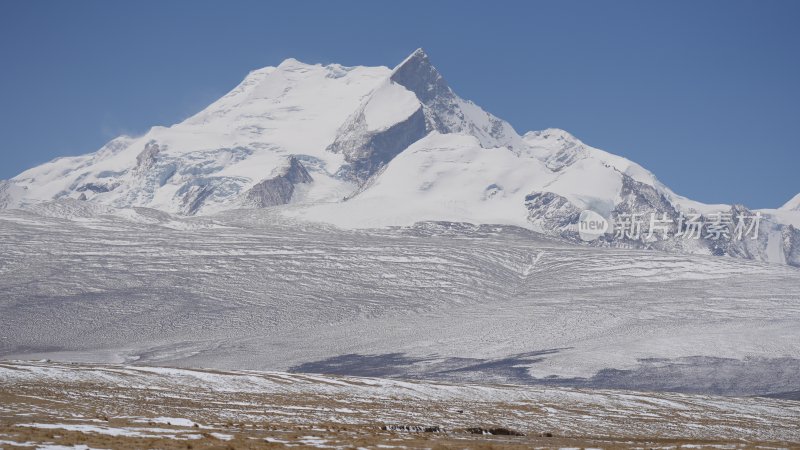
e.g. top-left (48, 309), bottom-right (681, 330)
top-left (362, 80), bottom-right (420, 132)
top-left (293, 133), bottom-right (547, 228)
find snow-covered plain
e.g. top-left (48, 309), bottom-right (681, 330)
top-left (1, 206), bottom-right (798, 398)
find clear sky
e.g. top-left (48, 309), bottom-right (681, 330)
top-left (1, 0), bottom-right (797, 208)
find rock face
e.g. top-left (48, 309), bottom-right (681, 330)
top-left (783, 225), bottom-right (800, 265)
top-left (519, 167), bottom-right (800, 267)
top-left (180, 184), bottom-right (216, 215)
top-left (389, 49), bottom-right (521, 150)
top-left (135, 140), bottom-right (161, 175)
top-left (243, 156), bottom-right (312, 208)
top-left (330, 107), bottom-right (428, 183)
top-left (524, 192), bottom-right (581, 237)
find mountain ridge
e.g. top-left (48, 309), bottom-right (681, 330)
top-left (1, 49), bottom-right (798, 265)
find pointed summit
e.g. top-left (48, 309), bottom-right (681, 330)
top-left (390, 48), bottom-right (451, 103)
top-left (393, 48), bottom-right (428, 69)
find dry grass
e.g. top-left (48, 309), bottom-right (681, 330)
top-left (0, 362), bottom-right (798, 449)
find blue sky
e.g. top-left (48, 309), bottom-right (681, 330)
top-left (1, 0), bottom-right (797, 208)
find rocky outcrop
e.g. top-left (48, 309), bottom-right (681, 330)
top-left (180, 184), bottom-right (216, 215)
top-left (782, 225), bottom-right (800, 267)
top-left (612, 175), bottom-right (681, 226)
top-left (243, 156), bottom-right (312, 208)
top-left (135, 140), bottom-right (161, 175)
top-left (524, 191), bottom-right (582, 238)
top-left (523, 175), bottom-right (800, 265)
top-left (75, 182), bottom-right (119, 193)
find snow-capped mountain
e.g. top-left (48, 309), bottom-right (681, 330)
top-left (1, 49), bottom-right (798, 265)
top-left (0, 49), bottom-right (522, 216)
top-left (0, 58), bottom-right (392, 214)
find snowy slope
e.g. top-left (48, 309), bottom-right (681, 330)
top-left (298, 125), bottom-right (799, 265)
top-left (300, 127), bottom-right (662, 229)
top-left (294, 132), bottom-right (549, 228)
top-left (781, 192), bottom-right (800, 211)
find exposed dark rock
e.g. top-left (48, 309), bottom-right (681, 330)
top-left (524, 191), bottom-right (581, 239)
top-left (380, 425), bottom-right (442, 433)
top-left (614, 174), bottom-right (679, 219)
top-left (465, 427), bottom-right (524, 436)
top-left (135, 140), bottom-right (161, 175)
top-left (394, 50), bottom-right (516, 147)
top-left (783, 224), bottom-right (800, 267)
top-left (243, 156), bottom-right (312, 208)
top-left (390, 49), bottom-right (451, 105)
top-left (333, 107), bottom-right (428, 183)
top-left (181, 184), bottom-right (215, 215)
top-left (76, 182), bottom-right (117, 193)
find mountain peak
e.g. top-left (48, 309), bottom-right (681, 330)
top-left (390, 48), bottom-right (449, 103)
top-left (277, 57), bottom-right (308, 69)
top-left (524, 128), bottom-right (581, 144)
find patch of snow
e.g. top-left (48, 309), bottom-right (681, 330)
top-left (363, 81), bottom-right (420, 132)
